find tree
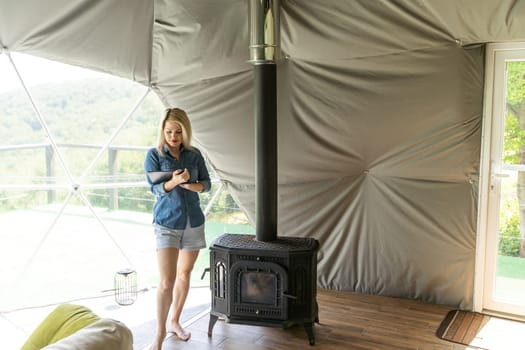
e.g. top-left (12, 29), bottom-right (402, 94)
top-left (504, 61), bottom-right (525, 257)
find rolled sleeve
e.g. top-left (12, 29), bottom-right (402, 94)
top-left (199, 180), bottom-right (211, 193)
top-left (151, 182), bottom-right (167, 196)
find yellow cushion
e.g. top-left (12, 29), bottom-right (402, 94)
top-left (20, 304), bottom-right (101, 350)
top-left (41, 318), bottom-right (133, 350)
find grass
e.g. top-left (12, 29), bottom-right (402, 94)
top-left (497, 255), bottom-right (525, 279)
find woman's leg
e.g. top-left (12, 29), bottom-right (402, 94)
top-left (151, 248), bottom-right (179, 350)
top-left (168, 249), bottom-right (199, 340)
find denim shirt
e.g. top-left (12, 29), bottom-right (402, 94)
top-left (144, 145), bottom-right (211, 229)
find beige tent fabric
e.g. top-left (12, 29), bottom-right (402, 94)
top-left (2, 0), bottom-right (525, 308)
top-left (231, 44), bottom-right (481, 307)
top-left (151, 0), bottom-right (250, 85)
top-left (0, 0), bottom-right (153, 84)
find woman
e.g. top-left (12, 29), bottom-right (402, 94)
top-left (144, 108), bottom-right (211, 349)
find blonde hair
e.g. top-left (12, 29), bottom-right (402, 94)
top-left (157, 108), bottom-right (193, 156)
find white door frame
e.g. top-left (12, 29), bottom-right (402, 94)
top-left (475, 42), bottom-right (525, 317)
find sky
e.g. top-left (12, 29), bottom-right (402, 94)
top-left (0, 52), bottom-right (102, 93)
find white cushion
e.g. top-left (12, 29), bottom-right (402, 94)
top-left (42, 318), bottom-right (133, 350)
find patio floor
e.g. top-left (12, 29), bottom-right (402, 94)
top-left (1, 285), bottom-right (211, 350)
top-left (0, 204), bottom-right (213, 349)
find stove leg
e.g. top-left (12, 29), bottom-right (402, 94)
top-left (304, 322), bottom-right (315, 346)
top-left (314, 300), bottom-right (320, 324)
top-left (208, 314), bottom-right (218, 337)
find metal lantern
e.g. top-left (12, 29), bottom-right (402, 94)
top-left (114, 268), bottom-right (137, 306)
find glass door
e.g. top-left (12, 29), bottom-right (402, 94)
top-left (481, 44), bottom-right (525, 316)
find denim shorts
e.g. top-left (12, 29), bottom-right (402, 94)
top-left (154, 220), bottom-right (206, 251)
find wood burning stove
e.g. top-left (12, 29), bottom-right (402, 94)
top-left (208, 234), bottom-right (319, 345)
top-left (205, 0), bottom-right (320, 345)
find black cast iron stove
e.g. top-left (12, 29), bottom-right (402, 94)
top-left (208, 234), bottom-right (319, 345)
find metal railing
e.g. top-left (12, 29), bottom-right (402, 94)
top-left (0, 142), bottom-right (150, 209)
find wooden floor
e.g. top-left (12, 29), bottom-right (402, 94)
top-left (159, 289), bottom-right (477, 350)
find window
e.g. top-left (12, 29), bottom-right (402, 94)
top-left (0, 51), bottom-right (254, 312)
top-left (0, 52), bottom-right (163, 310)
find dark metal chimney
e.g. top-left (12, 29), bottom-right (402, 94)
top-left (249, 0), bottom-right (280, 242)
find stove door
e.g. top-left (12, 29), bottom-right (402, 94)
top-left (230, 261), bottom-right (288, 320)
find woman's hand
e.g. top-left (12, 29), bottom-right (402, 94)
top-left (163, 168), bottom-right (190, 192)
top-left (172, 168), bottom-right (189, 184)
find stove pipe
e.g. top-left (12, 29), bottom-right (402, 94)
top-left (249, 0), bottom-right (280, 242)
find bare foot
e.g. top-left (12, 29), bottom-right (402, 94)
top-left (149, 332), bottom-right (166, 350)
top-left (168, 324), bottom-right (191, 341)
top-left (149, 341), bottom-right (161, 350)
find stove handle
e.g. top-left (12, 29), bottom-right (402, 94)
top-left (283, 292), bottom-right (297, 300)
top-left (201, 267), bottom-right (210, 280)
